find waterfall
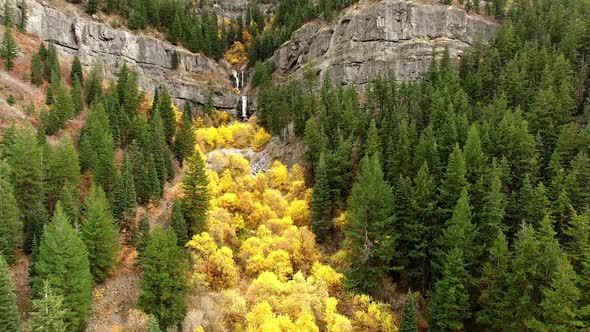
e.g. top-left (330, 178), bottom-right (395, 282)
top-left (241, 96), bottom-right (248, 121)
top-left (240, 71), bottom-right (244, 89)
top-left (232, 70), bottom-right (240, 91)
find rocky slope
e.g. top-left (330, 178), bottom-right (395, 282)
top-left (272, 0), bottom-right (499, 87)
top-left (0, 0), bottom-right (238, 110)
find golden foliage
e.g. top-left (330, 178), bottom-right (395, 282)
top-left (185, 120), bottom-right (395, 332)
top-left (252, 127), bottom-right (272, 152)
top-left (224, 41), bottom-right (249, 67)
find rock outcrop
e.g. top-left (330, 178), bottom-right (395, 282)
top-left (2, 0), bottom-right (238, 109)
top-left (272, 0), bottom-right (499, 87)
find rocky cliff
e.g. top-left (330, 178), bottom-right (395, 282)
top-left (1, 0), bottom-right (238, 110)
top-left (272, 0), bottom-right (499, 87)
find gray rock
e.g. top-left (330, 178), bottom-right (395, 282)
top-left (2, 0), bottom-right (238, 110)
top-left (272, 0), bottom-right (499, 87)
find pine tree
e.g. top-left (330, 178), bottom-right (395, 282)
top-left (399, 293), bottom-right (418, 332)
top-left (528, 255), bottom-right (585, 331)
top-left (477, 231), bottom-right (511, 330)
top-left (429, 248), bottom-right (471, 331)
top-left (72, 78), bottom-right (84, 115)
top-left (436, 188), bottom-right (479, 272)
top-left (345, 154), bottom-right (397, 293)
top-left (6, 126), bottom-right (45, 250)
top-left (79, 103), bottom-right (116, 193)
top-left (139, 225), bottom-right (188, 329)
top-left (170, 200), bottom-right (188, 247)
top-left (47, 82), bottom-right (75, 134)
top-left (30, 281), bottom-right (68, 332)
top-left (59, 181), bottom-right (80, 227)
top-left (181, 149), bottom-right (209, 234)
top-left (158, 87), bottom-right (176, 144)
top-left (46, 134), bottom-right (81, 210)
top-left (85, 64), bottom-right (103, 106)
top-left (311, 154), bottom-right (332, 242)
top-left (364, 119), bottom-right (381, 158)
top-left (135, 213), bottom-right (150, 258)
top-left (173, 104), bottom-right (195, 165)
top-left (411, 162), bottom-right (437, 290)
top-left (113, 154), bottom-right (137, 228)
top-left (81, 184), bottom-right (120, 282)
top-left (31, 52), bottom-right (44, 86)
top-left (147, 154), bottom-right (161, 200)
top-left (3, 0), bottom-right (14, 27)
top-left (32, 203), bottom-right (92, 331)
top-left (479, 160), bottom-right (506, 248)
top-left (70, 56), bottom-right (84, 85)
top-left (0, 161), bottom-right (23, 264)
top-left (0, 28), bottom-right (18, 70)
top-left (438, 144), bottom-right (469, 218)
top-left (0, 255), bottom-right (20, 332)
top-left (44, 44), bottom-right (60, 82)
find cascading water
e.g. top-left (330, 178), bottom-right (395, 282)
top-left (241, 95), bottom-right (248, 121)
top-left (232, 70), bottom-right (240, 91)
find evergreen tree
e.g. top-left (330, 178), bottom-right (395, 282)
top-left (0, 161), bottom-right (22, 264)
top-left (79, 103), bottom-right (116, 193)
top-left (173, 104), bottom-right (195, 165)
top-left (311, 154), bottom-right (332, 242)
top-left (70, 56), bottom-right (83, 85)
top-left (528, 255), bottom-right (585, 331)
top-left (429, 248), bottom-right (471, 331)
top-left (411, 162), bottom-right (437, 289)
top-left (44, 44), bottom-right (60, 82)
top-left (46, 82), bottom-right (75, 134)
top-left (72, 78), bottom-right (84, 115)
top-left (32, 203), bottom-right (92, 331)
top-left (138, 225), bottom-right (188, 329)
top-left (170, 200), bottom-right (188, 247)
top-left (147, 154), bottom-right (161, 200)
top-left (477, 231), bottom-right (511, 330)
top-left (345, 154), bottom-right (397, 293)
top-left (436, 188), bottom-right (479, 271)
top-left (135, 213), bottom-right (150, 258)
top-left (46, 134), bottom-right (80, 210)
top-left (30, 281), bottom-right (68, 332)
top-left (81, 184), bottom-right (120, 282)
top-left (85, 65), bottom-right (103, 106)
top-left (479, 160), bottom-right (506, 248)
top-left (364, 119), bottom-right (381, 158)
top-left (113, 154), bottom-right (137, 228)
top-left (59, 181), bottom-right (80, 227)
top-left (181, 150), bottom-right (209, 234)
top-left (0, 255), bottom-right (20, 332)
top-left (158, 87), bottom-right (175, 144)
top-left (31, 52), bottom-right (44, 86)
top-left (438, 144), bottom-right (469, 218)
top-left (3, 0), bottom-right (14, 27)
top-left (399, 293), bottom-right (418, 332)
top-left (0, 28), bottom-right (18, 70)
top-left (6, 126), bottom-right (45, 249)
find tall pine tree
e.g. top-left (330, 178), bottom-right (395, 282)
top-left (181, 149), bottom-right (209, 234)
top-left (0, 254), bottom-right (20, 332)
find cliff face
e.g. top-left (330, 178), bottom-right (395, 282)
top-left (272, 0), bottom-right (499, 87)
top-left (2, 0), bottom-right (238, 109)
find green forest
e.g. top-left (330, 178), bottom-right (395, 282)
top-left (0, 0), bottom-right (589, 330)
